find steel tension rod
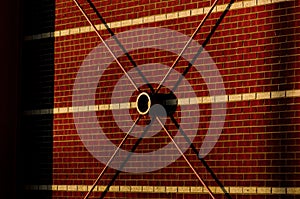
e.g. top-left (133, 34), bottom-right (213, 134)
top-left (86, 0), bottom-right (155, 93)
top-left (172, 0), bottom-right (234, 92)
top-left (155, 0), bottom-right (220, 93)
top-left (82, 117), bottom-right (141, 199)
top-left (156, 117), bottom-right (216, 199)
top-left (169, 115), bottom-right (232, 199)
top-left (98, 122), bottom-right (154, 199)
top-left (72, 0), bottom-right (140, 92)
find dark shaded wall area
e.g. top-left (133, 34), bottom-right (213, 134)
top-left (0, 0), bottom-right (21, 198)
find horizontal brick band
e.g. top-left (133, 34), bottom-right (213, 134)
top-left (24, 0), bottom-right (291, 41)
top-left (25, 184), bottom-right (300, 195)
top-left (24, 89), bottom-right (300, 115)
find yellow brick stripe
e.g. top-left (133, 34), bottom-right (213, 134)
top-left (24, 0), bottom-right (291, 41)
top-left (25, 185), bottom-right (300, 195)
top-left (24, 89), bottom-right (300, 115)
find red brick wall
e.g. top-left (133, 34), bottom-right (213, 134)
top-left (23, 0), bottom-right (300, 198)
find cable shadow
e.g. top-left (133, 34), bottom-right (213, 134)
top-left (87, 0), bottom-right (155, 93)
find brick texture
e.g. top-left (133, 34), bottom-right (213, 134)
top-left (22, 0), bottom-right (300, 198)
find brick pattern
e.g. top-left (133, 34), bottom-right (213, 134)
top-left (26, 184), bottom-right (300, 195)
top-left (22, 0), bottom-right (300, 198)
top-left (25, 89), bottom-right (300, 115)
top-left (25, 0), bottom-right (290, 41)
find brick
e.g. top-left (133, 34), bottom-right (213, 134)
top-left (190, 186), bottom-right (202, 193)
top-left (39, 185), bottom-right (48, 190)
top-left (88, 105), bottom-right (98, 111)
top-left (272, 187), bottom-right (286, 194)
top-left (120, 186), bottom-right (130, 192)
top-left (189, 97), bottom-right (198, 104)
top-left (130, 102), bottom-right (136, 108)
top-left (70, 27), bottom-right (80, 35)
top-left (203, 186), bottom-right (216, 193)
top-left (230, 186), bottom-right (243, 194)
top-left (243, 0), bottom-right (257, 7)
top-left (242, 93), bottom-right (256, 100)
top-left (271, 91), bottom-right (286, 98)
top-left (196, 97), bottom-right (203, 104)
top-left (256, 92), bottom-right (270, 99)
top-left (119, 102), bottom-right (130, 109)
top-left (142, 186), bottom-right (154, 192)
top-left (166, 12), bottom-right (178, 20)
top-left (132, 18), bottom-right (144, 25)
top-left (51, 185), bottom-right (58, 191)
top-left (57, 185), bottom-right (67, 191)
top-left (216, 4), bottom-right (228, 12)
top-left (215, 186), bottom-right (229, 194)
top-left (109, 186), bottom-right (119, 192)
top-left (202, 96), bottom-right (214, 103)
top-left (257, 0), bottom-right (272, 5)
top-left (41, 32), bottom-right (52, 38)
top-left (155, 14), bottom-right (167, 22)
top-left (110, 21), bottom-right (121, 29)
top-left (109, 103), bottom-right (120, 110)
top-left (178, 98), bottom-right (190, 105)
top-left (144, 16), bottom-right (155, 23)
top-left (53, 108), bottom-right (59, 114)
top-left (60, 29), bottom-right (70, 36)
top-left (67, 185), bottom-right (77, 191)
top-left (243, 186), bottom-right (257, 194)
top-left (58, 107), bottom-right (68, 113)
top-left (166, 186), bottom-right (177, 193)
top-left (178, 10), bottom-right (190, 18)
top-left (78, 106), bottom-right (88, 112)
top-left (131, 186), bottom-right (142, 192)
top-left (229, 94), bottom-right (242, 102)
top-left (215, 95), bottom-right (228, 102)
top-left (154, 186), bottom-right (165, 193)
top-left (231, 1), bottom-right (243, 9)
top-left (177, 186), bottom-right (190, 193)
top-left (79, 26), bottom-right (91, 33)
top-left (272, 0), bottom-right (286, 2)
top-left (286, 90), bottom-right (300, 97)
top-left (99, 104), bottom-right (109, 110)
top-left (287, 187), bottom-right (300, 194)
top-left (77, 185), bottom-right (88, 191)
top-left (191, 8), bottom-right (203, 16)
top-left (95, 186), bottom-right (105, 191)
top-left (32, 34), bottom-right (42, 40)
top-left (121, 19), bottom-right (132, 27)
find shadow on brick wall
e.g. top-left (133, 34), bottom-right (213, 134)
top-left (266, 0), bottom-right (298, 190)
top-left (18, 0), bottom-right (55, 198)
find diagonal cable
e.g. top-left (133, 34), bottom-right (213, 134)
top-left (83, 116), bottom-right (141, 199)
top-left (171, 0), bottom-right (234, 92)
top-left (169, 115), bottom-right (232, 199)
top-left (98, 121), bottom-right (153, 199)
top-left (155, 116), bottom-right (216, 199)
top-left (155, 0), bottom-right (220, 93)
top-left (86, 0), bottom-right (155, 93)
top-left (72, 0), bottom-right (140, 92)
